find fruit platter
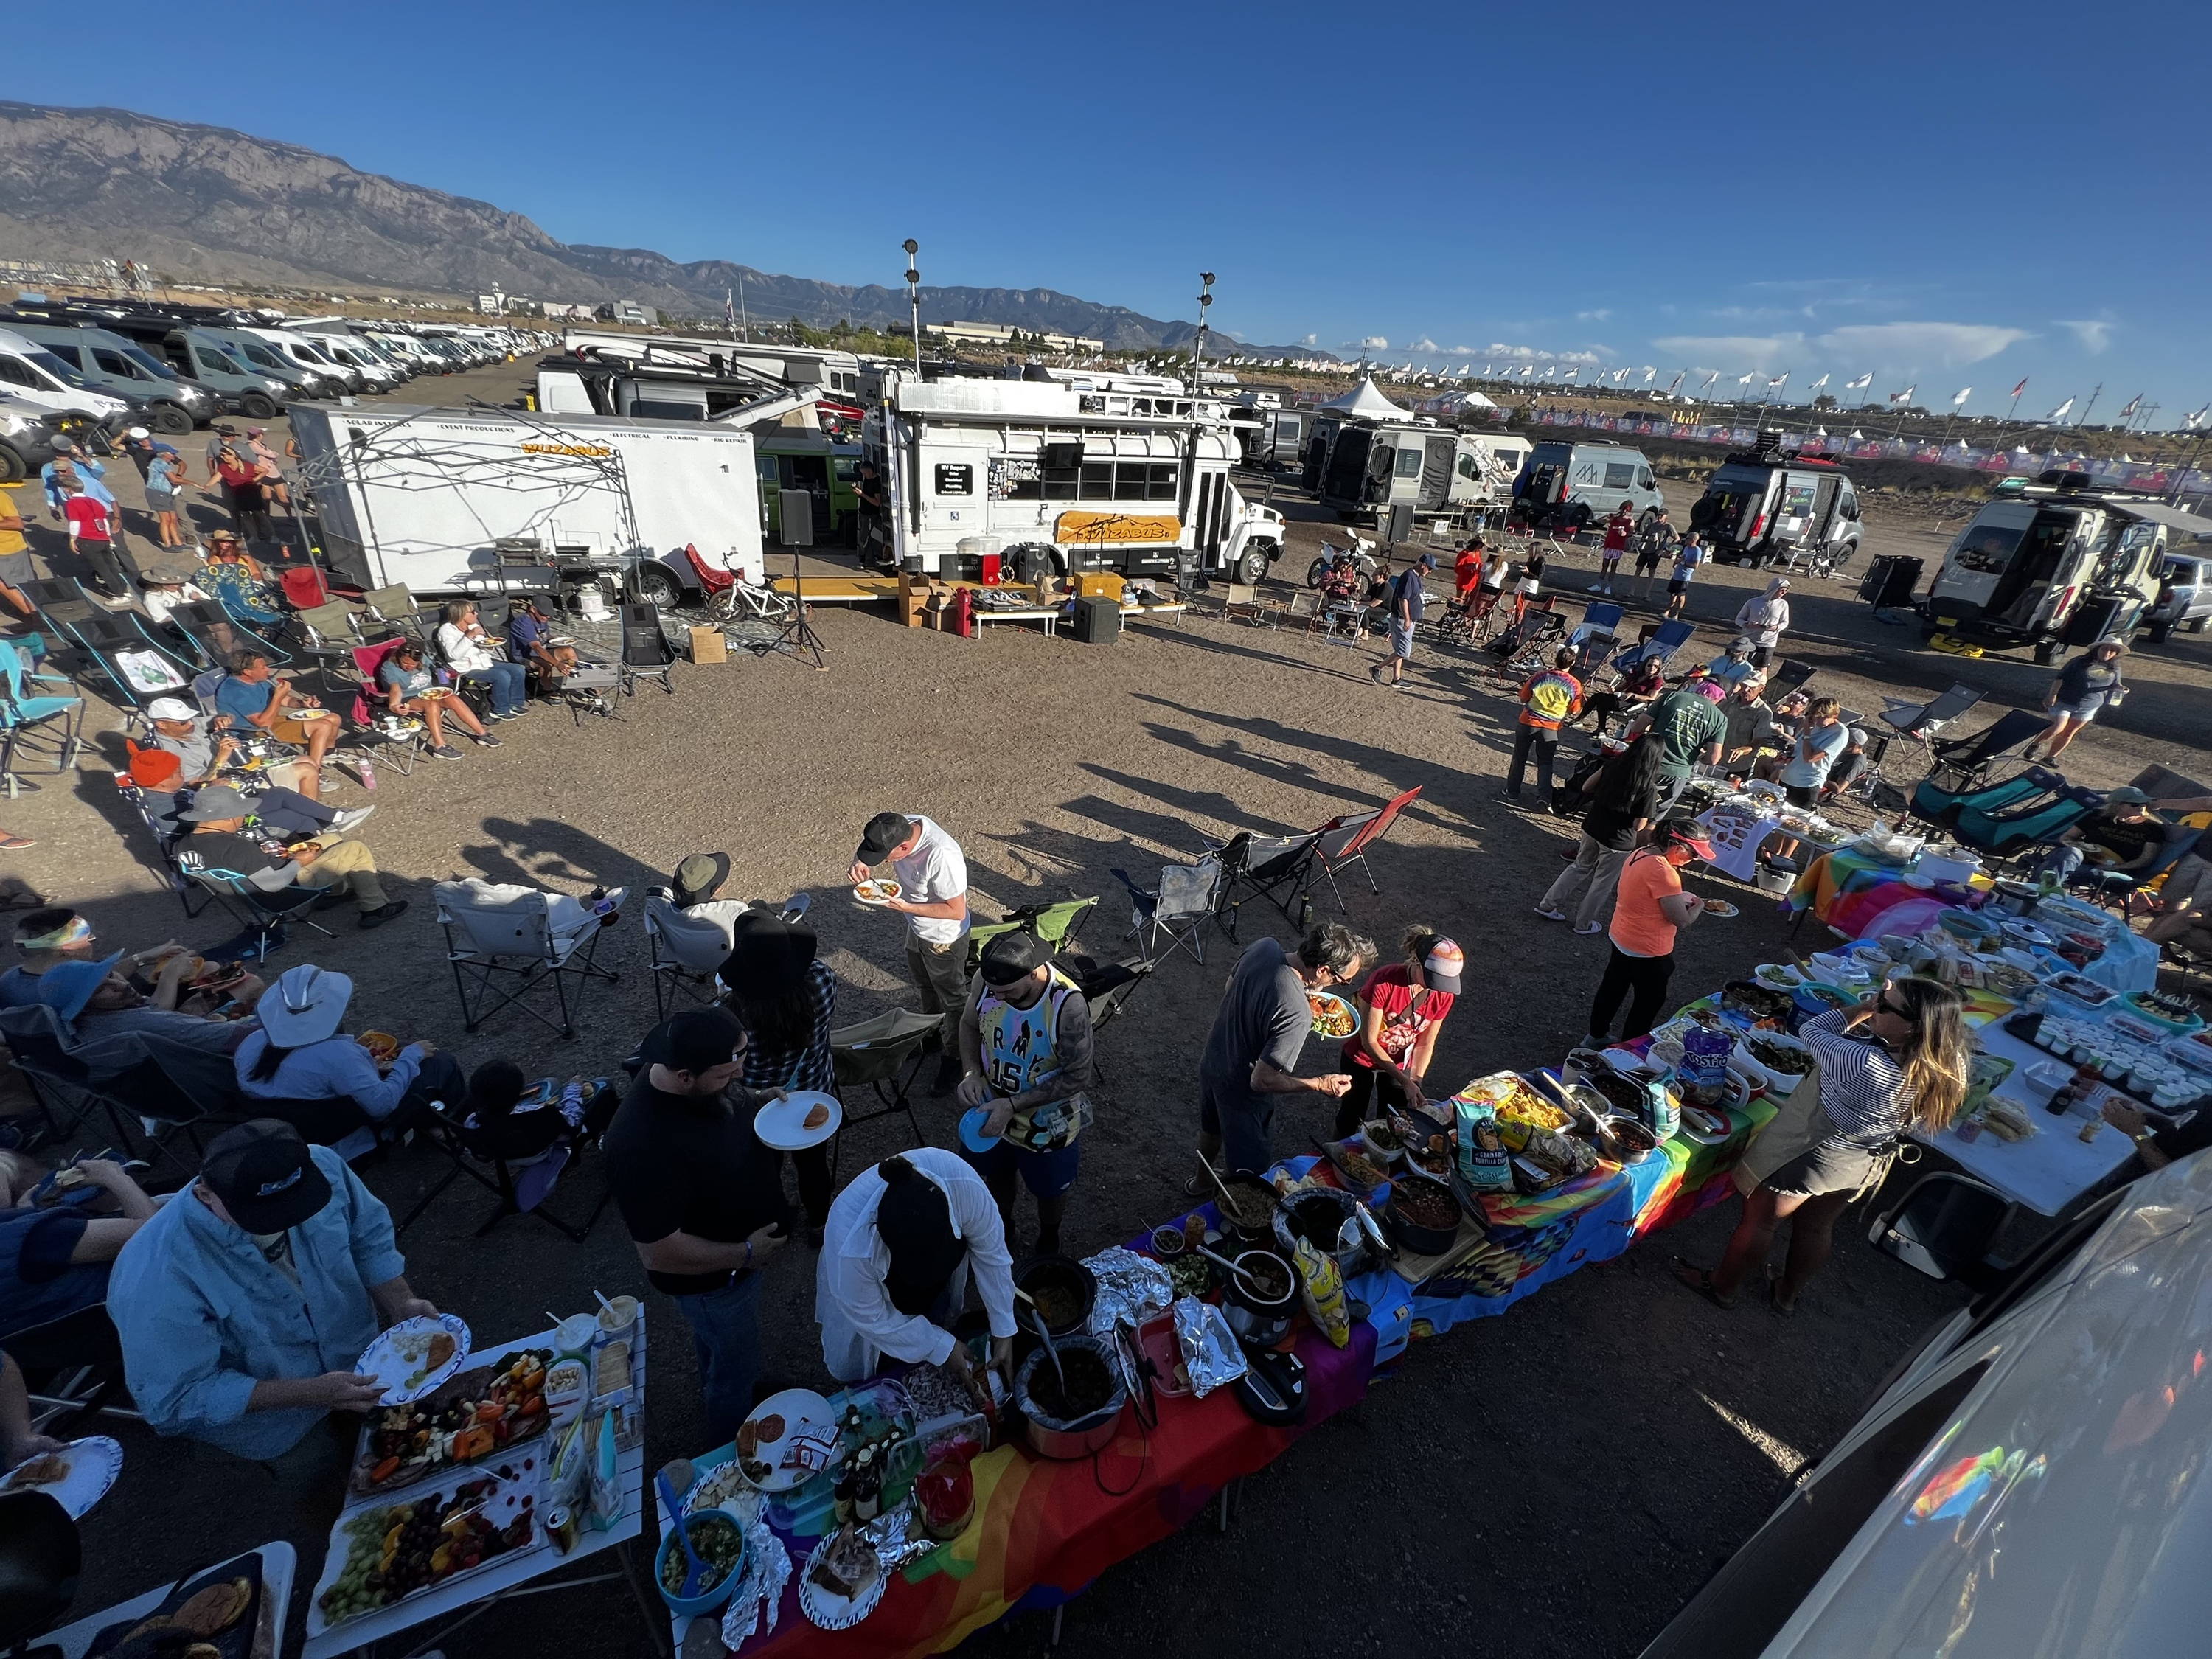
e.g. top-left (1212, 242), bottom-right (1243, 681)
top-left (310, 1470), bottom-right (538, 1635)
top-left (351, 1348), bottom-right (553, 1495)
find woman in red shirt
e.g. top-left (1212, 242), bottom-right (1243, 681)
top-left (1335, 928), bottom-right (1463, 1135)
top-left (1452, 540), bottom-right (1486, 615)
top-left (1593, 504), bottom-right (1635, 595)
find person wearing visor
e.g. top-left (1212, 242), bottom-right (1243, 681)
top-left (602, 1006), bottom-right (790, 1443)
top-left (956, 931), bottom-right (1096, 1256)
top-left (816, 1148), bottom-right (1016, 1399)
top-left (109, 1117), bottom-right (439, 1466)
top-left (1584, 815), bottom-right (1716, 1048)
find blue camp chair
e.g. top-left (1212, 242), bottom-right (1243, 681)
top-left (0, 639), bottom-right (83, 799)
top-left (1610, 617), bottom-right (1694, 676)
top-left (1567, 601), bottom-right (1624, 676)
top-left (1951, 767), bottom-right (2102, 862)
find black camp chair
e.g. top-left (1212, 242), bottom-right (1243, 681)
top-left (1923, 708), bottom-right (2051, 794)
top-left (1867, 681), bottom-right (1987, 778)
top-left (164, 599), bottom-right (291, 672)
top-left (619, 602), bottom-right (676, 698)
top-left (1200, 827), bottom-right (1324, 942)
top-left (32, 594), bottom-right (198, 710)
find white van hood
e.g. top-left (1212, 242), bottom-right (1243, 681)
top-left (1767, 1149), bottom-right (2212, 1658)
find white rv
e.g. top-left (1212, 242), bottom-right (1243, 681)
top-left (866, 370), bottom-right (1285, 583)
top-left (288, 403), bottom-right (766, 605)
top-left (1304, 415), bottom-right (1519, 520)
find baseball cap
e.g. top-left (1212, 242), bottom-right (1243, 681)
top-left (201, 1119), bottom-right (332, 1233)
top-left (257, 964), bottom-right (355, 1047)
top-left (146, 696), bottom-right (198, 723)
top-left (2107, 786), bottom-right (2150, 805)
top-left (875, 1158), bottom-right (963, 1316)
top-left (855, 812), bottom-right (915, 866)
top-left (978, 930), bottom-right (1046, 986)
top-left (179, 785), bottom-right (254, 822)
top-left (639, 1006), bottom-right (746, 1074)
top-left (126, 426), bottom-right (150, 440)
top-left (1659, 815), bottom-right (1719, 862)
top-left (1419, 938), bottom-right (1464, 994)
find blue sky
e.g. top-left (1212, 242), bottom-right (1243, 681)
top-left (35, 0), bottom-right (2212, 422)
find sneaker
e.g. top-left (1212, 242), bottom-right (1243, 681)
top-left (1497, 790), bottom-right (1523, 806)
top-left (1368, 663), bottom-right (1384, 684)
top-left (329, 806), bottom-right (377, 834)
top-left (1534, 905), bottom-right (1568, 922)
top-left (1574, 922), bottom-right (1604, 936)
top-left (427, 743), bottom-right (462, 759)
top-left (472, 732), bottom-right (504, 748)
top-left (358, 900), bottom-right (410, 929)
top-left (1587, 581), bottom-right (1607, 594)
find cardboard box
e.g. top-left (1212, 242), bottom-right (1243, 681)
top-left (687, 625), bottom-right (727, 664)
top-left (897, 568), bottom-right (928, 628)
top-left (1075, 572), bottom-right (1127, 602)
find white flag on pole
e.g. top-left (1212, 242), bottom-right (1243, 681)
top-left (1666, 372), bottom-right (1685, 394)
top-left (2118, 394), bottom-right (2143, 419)
top-left (1642, 366), bottom-right (1656, 384)
top-left (2048, 397), bottom-right (2074, 420)
top-left (1562, 366), bottom-right (1579, 381)
top-left (1952, 386), bottom-right (1972, 406)
top-left (1809, 373), bottom-right (1830, 391)
top-left (2186, 403), bottom-right (2211, 430)
top-left (1889, 385), bottom-right (1916, 404)
top-left (1737, 372), bottom-right (1756, 387)
top-left (1846, 372), bottom-right (1874, 390)
top-left (1700, 371), bottom-right (1720, 391)
top-left (1767, 373), bottom-right (1789, 389)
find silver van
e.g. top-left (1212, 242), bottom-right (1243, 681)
top-left (198, 328), bottom-right (347, 400)
top-left (0, 326), bottom-right (133, 428)
top-left (1513, 439), bottom-right (1665, 529)
top-left (6, 322), bottom-right (219, 433)
top-left (1640, 1152), bottom-right (2212, 1658)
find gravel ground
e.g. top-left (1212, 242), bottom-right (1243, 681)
top-left (7, 371), bottom-right (2201, 1656)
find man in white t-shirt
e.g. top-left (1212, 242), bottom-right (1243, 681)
top-left (852, 811), bottom-right (972, 1092)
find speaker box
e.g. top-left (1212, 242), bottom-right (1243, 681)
top-left (1071, 594), bottom-right (1121, 645)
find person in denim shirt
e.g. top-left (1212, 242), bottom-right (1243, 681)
top-left (108, 1119), bottom-right (439, 1462)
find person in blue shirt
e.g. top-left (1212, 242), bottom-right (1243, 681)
top-left (38, 437), bottom-right (115, 517)
top-left (214, 650), bottom-right (341, 793)
top-left (376, 640), bottom-right (499, 759)
top-left (504, 596), bottom-right (577, 692)
top-left (108, 1117), bottom-right (440, 1468)
top-left (1705, 636), bottom-right (1760, 689)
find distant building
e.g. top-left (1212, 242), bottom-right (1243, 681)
top-left (596, 301), bottom-right (660, 326)
top-left (931, 320), bottom-right (1105, 352)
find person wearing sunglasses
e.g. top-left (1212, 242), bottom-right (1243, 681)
top-left (1677, 976), bottom-right (1969, 1313)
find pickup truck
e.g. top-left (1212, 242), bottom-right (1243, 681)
top-left (2143, 552), bottom-right (2212, 642)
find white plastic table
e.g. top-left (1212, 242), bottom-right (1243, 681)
top-left (48, 1541), bottom-right (296, 1659)
top-left (1914, 1017), bottom-right (2135, 1215)
top-left (299, 1323), bottom-right (661, 1659)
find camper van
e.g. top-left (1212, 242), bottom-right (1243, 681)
top-left (0, 327), bottom-right (133, 428)
top-left (1691, 437), bottom-right (1864, 571)
top-left (1512, 439), bottom-right (1665, 529)
top-left (3, 322), bottom-right (217, 432)
top-left (1304, 419), bottom-right (1515, 521)
top-left (288, 403), bottom-right (766, 605)
top-left (91, 319), bottom-right (293, 417)
top-left (1638, 1150), bottom-right (2212, 1659)
top-left (1921, 474), bottom-right (2202, 661)
top-left (865, 370), bottom-right (1285, 584)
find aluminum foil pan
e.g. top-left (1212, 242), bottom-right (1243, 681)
top-left (1172, 1295), bottom-right (1248, 1398)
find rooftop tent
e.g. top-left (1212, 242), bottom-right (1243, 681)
top-left (1320, 375), bottom-right (1410, 420)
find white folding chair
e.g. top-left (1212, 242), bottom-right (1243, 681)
top-left (642, 893), bottom-right (746, 1019)
top-left (434, 878), bottom-right (626, 1038)
top-left (1110, 856), bottom-right (1222, 965)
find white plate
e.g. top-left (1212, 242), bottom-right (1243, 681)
top-left (358, 1313), bottom-right (473, 1405)
top-left (735, 1388), bottom-right (838, 1493)
top-left (852, 879), bottom-right (902, 907)
top-left (754, 1090), bottom-right (842, 1152)
top-left (798, 1533), bottom-right (888, 1630)
top-left (1700, 900), bottom-right (1739, 919)
top-left (1307, 989), bottom-right (1359, 1039)
top-left (686, 1461), bottom-right (763, 1520)
top-left (0, 1436), bottom-right (122, 1518)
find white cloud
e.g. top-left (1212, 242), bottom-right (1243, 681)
top-left (1576, 309), bottom-right (1612, 321)
top-left (1344, 335), bottom-right (1389, 350)
top-left (1486, 341), bottom-right (1609, 364)
top-left (1298, 333), bottom-right (1316, 347)
top-left (1408, 336), bottom-right (1439, 353)
top-left (1652, 321), bottom-right (2029, 371)
top-left (2056, 317), bottom-right (2113, 353)
top-left (1560, 349), bottom-right (1604, 366)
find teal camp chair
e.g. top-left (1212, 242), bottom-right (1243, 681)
top-left (0, 639), bottom-right (83, 798)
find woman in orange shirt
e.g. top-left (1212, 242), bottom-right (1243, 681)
top-left (1583, 816), bottom-right (1714, 1046)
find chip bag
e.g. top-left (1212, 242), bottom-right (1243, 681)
top-left (1455, 1098), bottom-right (1514, 1193)
top-left (1290, 1238), bottom-right (1350, 1349)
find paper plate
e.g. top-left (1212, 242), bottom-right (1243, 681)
top-left (736, 1389), bottom-right (838, 1494)
top-left (1700, 899), bottom-right (1739, 919)
top-left (0, 1436), bottom-right (122, 1518)
top-left (754, 1091), bottom-right (841, 1152)
top-left (958, 1105), bottom-right (1000, 1153)
top-left (852, 879), bottom-right (902, 907)
top-left (358, 1312), bottom-right (473, 1405)
top-left (798, 1533), bottom-right (888, 1631)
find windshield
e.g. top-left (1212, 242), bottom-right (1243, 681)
top-left (23, 347), bottom-right (91, 389)
top-left (289, 339), bottom-right (335, 364)
top-left (1711, 463), bottom-right (1773, 492)
top-left (122, 345), bottom-right (181, 380)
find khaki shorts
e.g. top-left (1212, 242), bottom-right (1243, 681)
top-left (271, 709), bottom-right (339, 745)
top-left (2163, 852), bottom-right (2212, 913)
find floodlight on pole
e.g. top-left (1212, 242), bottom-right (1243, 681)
top-left (902, 239), bottom-right (922, 373)
top-left (1192, 272), bottom-right (1215, 392)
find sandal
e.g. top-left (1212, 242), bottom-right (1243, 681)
top-left (1672, 1256), bottom-right (1736, 1310)
top-left (1183, 1168), bottom-right (1228, 1200)
top-left (1765, 1264), bottom-right (1798, 1316)
top-left (0, 835), bottom-right (33, 851)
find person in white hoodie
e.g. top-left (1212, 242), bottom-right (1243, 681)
top-left (815, 1149), bottom-right (1015, 1394)
top-left (1733, 577), bottom-right (1792, 669)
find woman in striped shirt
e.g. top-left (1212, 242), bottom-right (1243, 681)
top-left (1676, 977), bottom-right (1969, 1312)
top-left (719, 911), bottom-right (838, 1242)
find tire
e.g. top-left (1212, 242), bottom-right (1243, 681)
top-left (2146, 622), bottom-right (2174, 644)
top-left (2033, 639), bottom-right (2061, 667)
top-left (1237, 546), bottom-right (1272, 585)
top-left (0, 445), bottom-right (21, 484)
top-left (1565, 502), bottom-right (1591, 531)
top-left (240, 393), bottom-right (278, 419)
top-left (2191, 616), bottom-right (2208, 634)
top-left (628, 562), bottom-right (684, 609)
top-left (149, 402), bottom-right (193, 435)
top-left (1305, 554), bottom-right (1329, 590)
top-left (1687, 497), bottom-right (1719, 532)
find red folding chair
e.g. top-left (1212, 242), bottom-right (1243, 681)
top-left (278, 566), bottom-right (332, 610)
top-left (1315, 785), bottom-right (1422, 908)
top-left (348, 638), bottom-right (431, 774)
top-left (683, 544), bottom-right (736, 600)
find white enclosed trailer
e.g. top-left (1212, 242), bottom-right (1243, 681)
top-left (288, 403), bottom-right (765, 603)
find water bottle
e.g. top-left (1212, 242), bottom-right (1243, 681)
top-left (357, 751), bottom-right (376, 793)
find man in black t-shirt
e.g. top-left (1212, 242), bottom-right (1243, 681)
top-left (2031, 787), bottom-right (2177, 891)
top-left (601, 1007), bottom-right (790, 1441)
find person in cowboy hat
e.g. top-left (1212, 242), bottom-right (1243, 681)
top-left (232, 965), bottom-right (460, 1144)
top-left (135, 553), bottom-right (211, 625)
top-left (109, 1116), bottom-right (444, 1467)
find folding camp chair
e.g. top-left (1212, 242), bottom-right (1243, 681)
top-left (1922, 708), bottom-right (2048, 794)
top-left (178, 862), bottom-right (333, 961)
top-left (435, 879), bottom-right (626, 1038)
top-left (29, 591), bottom-right (198, 709)
top-left (164, 599), bottom-right (292, 672)
top-left (964, 896), bottom-right (1099, 974)
top-left (0, 1004), bottom-right (124, 1150)
top-left (276, 565), bottom-right (331, 611)
top-left (1315, 785), bottom-right (1422, 907)
top-left (345, 639), bottom-right (433, 776)
top-left (642, 892), bottom-right (742, 1019)
top-left (1110, 856), bottom-right (1222, 964)
top-left (1202, 828), bottom-right (1324, 939)
top-left (1868, 681), bottom-right (1986, 777)
top-left (619, 602), bottom-right (677, 696)
top-left (397, 1098), bottom-right (614, 1243)
top-left (1609, 617), bottom-right (1694, 677)
top-left (827, 1007), bottom-right (941, 1182)
top-left (355, 583), bottom-right (423, 641)
top-left (1950, 767), bottom-right (2103, 865)
top-left (112, 776), bottom-right (214, 920)
top-left (1765, 658), bottom-right (1815, 698)
top-left (1220, 582), bottom-right (1280, 628)
top-left (0, 640), bottom-right (83, 799)
top-left (1565, 601), bottom-right (1624, 678)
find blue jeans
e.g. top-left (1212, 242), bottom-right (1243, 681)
top-left (240, 785), bottom-right (333, 839)
top-left (2030, 844), bottom-right (2087, 886)
top-left (462, 661), bottom-right (527, 715)
top-left (672, 1270), bottom-right (762, 1447)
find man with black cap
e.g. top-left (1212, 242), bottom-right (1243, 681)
top-left (176, 788), bottom-right (408, 930)
top-left (108, 1118), bottom-right (438, 1465)
top-left (602, 1006), bottom-right (790, 1441)
top-left (955, 931), bottom-right (1096, 1255)
top-left (849, 812), bottom-right (970, 1093)
top-left (816, 1148), bottom-right (1016, 1394)
top-left (505, 594), bottom-right (579, 691)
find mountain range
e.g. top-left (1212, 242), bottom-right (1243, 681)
top-left (0, 102), bottom-right (1324, 357)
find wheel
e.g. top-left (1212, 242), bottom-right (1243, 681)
top-left (1236, 546), bottom-right (1271, 585)
top-left (2147, 622), bottom-right (2174, 644)
top-left (2191, 616), bottom-right (2208, 634)
top-left (149, 402), bottom-right (193, 435)
top-left (628, 562), bottom-right (683, 608)
top-left (1565, 503), bottom-right (1592, 531)
top-left (0, 446), bottom-right (21, 484)
top-left (240, 393), bottom-right (278, 418)
top-left (2033, 639), bottom-right (2061, 667)
top-left (1304, 554), bottom-right (1329, 590)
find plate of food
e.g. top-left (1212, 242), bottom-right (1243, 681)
top-left (352, 1348), bottom-right (552, 1495)
top-left (0, 1436), bottom-right (122, 1518)
top-left (754, 1090), bottom-right (842, 1151)
top-left (1700, 898), bottom-right (1739, 919)
top-left (685, 1459), bottom-right (762, 1520)
top-left (310, 1470), bottom-right (537, 1635)
top-left (87, 1554), bottom-right (263, 1659)
top-left (358, 1313), bottom-right (473, 1406)
top-left (1307, 990), bottom-right (1358, 1039)
top-left (800, 1526), bottom-right (887, 1631)
top-left (852, 878), bottom-right (902, 907)
top-left (735, 1388), bottom-right (838, 1492)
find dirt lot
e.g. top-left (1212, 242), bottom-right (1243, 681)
top-left (5, 368), bottom-right (2203, 1657)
